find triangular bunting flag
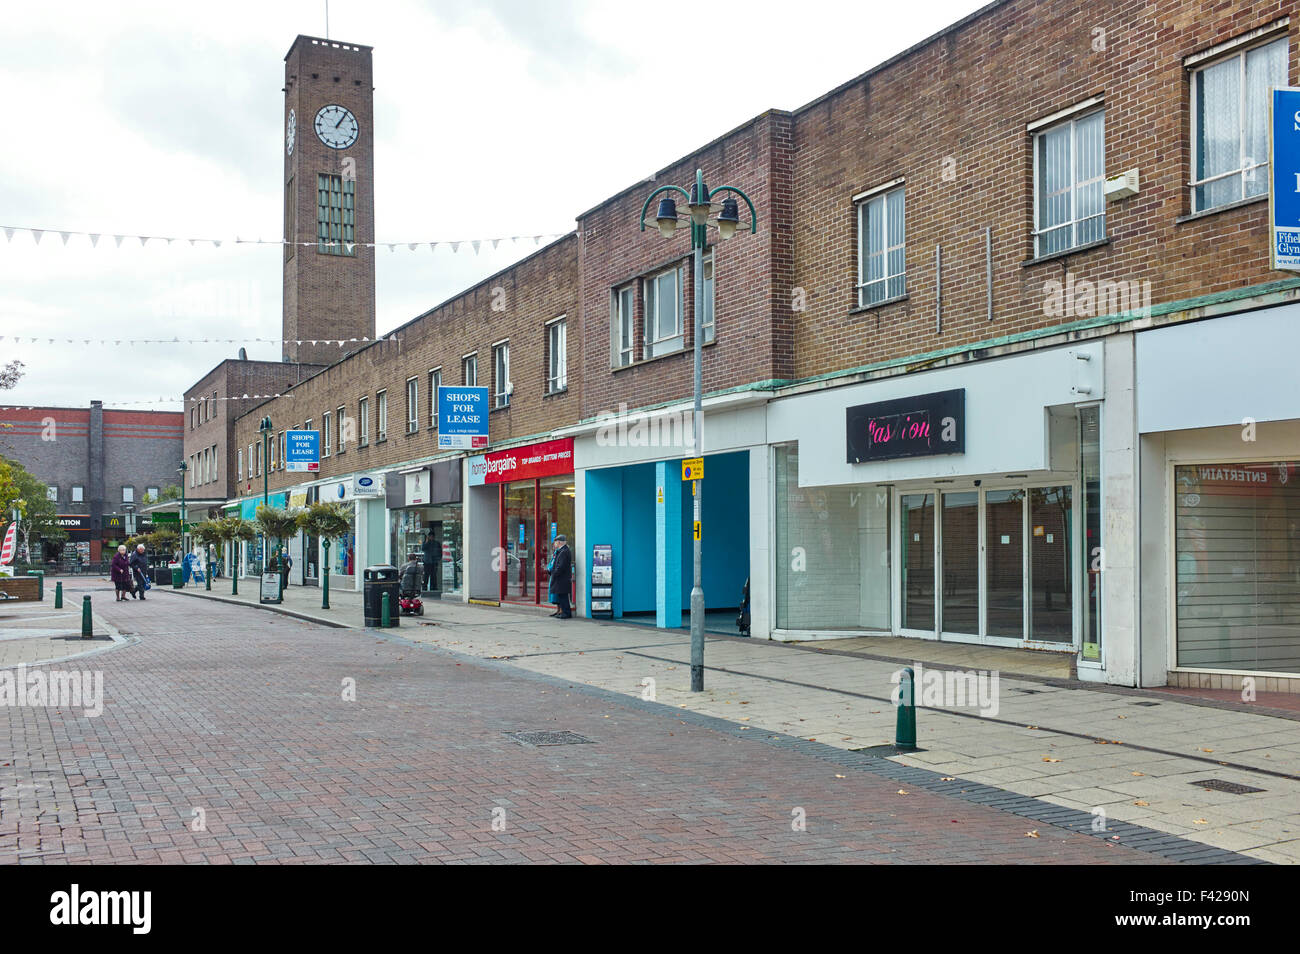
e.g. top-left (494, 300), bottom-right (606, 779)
top-left (89, 234), bottom-right (100, 247)
top-left (407, 243), bottom-right (417, 251)
top-left (31, 229), bottom-right (44, 244)
top-left (430, 242), bottom-right (439, 251)
top-left (60, 232), bottom-right (72, 245)
top-left (492, 239), bottom-right (500, 250)
top-left (139, 236), bottom-right (149, 247)
top-left (2, 228), bottom-right (14, 242)
top-left (114, 235), bottom-right (125, 247)
top-left (472, 240), bottom-right (481, 254)
top-left (451, 242), bottom-right (461, 253)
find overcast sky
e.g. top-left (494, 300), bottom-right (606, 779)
top-left (0, 0), bottom-right (988, 410)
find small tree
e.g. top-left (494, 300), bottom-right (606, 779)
top-left (254, 506), bottom-right (302, 568)
top-left (297, 502), bottom-right (353, 610)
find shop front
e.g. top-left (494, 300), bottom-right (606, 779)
top-left (315, 473), bottom-right (385, 591)
top-left (238, 492), bottom-right (287, 576)
top-left (1137, 301), bottom-right (1300, 689)
top-left (767, 341), bottom-right (1107, 667)
top-left (466, 438), bottom-right (574, 605)
top-left (387, 459), bottom-right (462, 599)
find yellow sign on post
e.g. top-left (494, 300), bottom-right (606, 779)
top-left (693, 521), bottom-right (701, 541)
top-left (682, 458), bottom-right (704, 481)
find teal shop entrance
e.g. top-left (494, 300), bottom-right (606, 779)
top-left (583, 450), bottom-right (749, 631)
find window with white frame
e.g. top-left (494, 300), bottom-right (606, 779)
top-left (612, 285), bottom-right (635, 367)
top-left (406, 377), bottom-right (418, 433)
top-left (376, 390), bottom-right (388, 440)
top-left (493, 342), bottom-right (510, 408)
top-left (202, 447), bottom-right (210, 484)
top-left (857, 186), bottom-right (906, 306)
top-left (256, 442), bottom-right (263, 476)
top-left (547, 318), bottom-right (567, 393)
top-left (72, 485), bottom-right (84, 502)
top-left (644, 266), bottom-right (683, 358)
top-left (428, 368), bottom-right (442, 428)
top-left (1034, 109), bottom-right (1106, 256)
top-left (212, 444), bottom-right (218, 481)
top-left (323, 411), bottom-right (332, 456)
top-left (123, 486), bottom-right (134, 504)
top-left (238, 448), bottom-right (244, 479)
top-left (701, 252), bottom-right (715, 344)
top-left (47, 486), bottom-right (57, 502)
top-left (336, 406), bottom-right (346, 451)
top-left (1191, 36), bottom-right (1288, 212)
top-left (462, 353), bottom-right (478, 386)
top-left (359, 397), bottom-right (370, 446)
top-left (279, 432), bottom-right (286, 468)
top-left (146, 486), bottom-right (158, 500)
top-left (247, 444), bottom-right (254, 478)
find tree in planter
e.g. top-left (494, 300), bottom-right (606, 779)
top-left (192, 519), bottom-right (229, 591)
top-left (297, 502), bottom-right (353, 610)
top-left (254, 506), bottom-right (301, 593)
top-left (215, 516), bottom-right (255, 594)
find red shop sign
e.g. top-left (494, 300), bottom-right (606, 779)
top-left (468, 438), bottom-right (574, 485)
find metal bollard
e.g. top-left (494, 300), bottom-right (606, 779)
top-left (895, 666), bottom-right (917, 750)
top-left (381, 592), bottom-right (391, 628)
top-left (54, 581), bottom-right (63, 609)
top-left (81, 595), bottom-right (93, 639)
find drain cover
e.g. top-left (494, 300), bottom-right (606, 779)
top-left (1013, 688), bottom-right (1043, 695)
top-left (1190, 779), bottom-right (1265, 795)
top-left (1131, 701), bottom-right (1161, 707)
top-left (506, 730), bottom-right (593, 747)
top-left (851, 744), bottom-right (927, 756)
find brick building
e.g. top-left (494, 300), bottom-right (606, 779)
top-left (194, 5), bottom-right (1300, 690)
top-left (0, 402), bottom-right (183, 563)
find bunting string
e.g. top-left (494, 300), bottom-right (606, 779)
top-left (0, 334), bottom-right (397, 348)
top-left (0, 225), bottom-right (570, 253)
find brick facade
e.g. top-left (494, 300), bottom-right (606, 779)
top-left (230, 235), bottom-right (580, 497)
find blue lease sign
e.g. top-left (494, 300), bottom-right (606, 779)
top-left (437, 385), bottom-right (489, 450)
top-left (1270, 87), bottom-right (1300, 271)
top-left (285, 430), bottom-right (320, 472)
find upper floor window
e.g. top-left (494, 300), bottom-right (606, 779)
top-left (212, 444), bottom-right (218, 481)
top-left (336, 406), bottom-right (346, 451)
top-left (190, 406), bottom-right (197, 429)
top-left (612, 285), bottom-right (636, 368)
top-left (376, 390), bottom-right (388, 441)
top-left (493, 342), bottom-right (511, 408)
top-left (463, 353), bottom-right (478, 387)
top-left (857, 185), bottom-right (905, 307)
top-left (317, 173), bottom-right (356, 255)
top-left (644, 266), bottom-right (683, 358)
top-left (406, 377), bottom-right (419, 433)
top-left (1034, 109), bottom-right (1105, 256)
top-left (1192, 36), bottom-right (1288, 212)
top-left (122, 486), bottom-right (134, 503)
top-left (323, 411), bottom-right (332, 456)
top-left (247, 444), bottom-right (254, 478)
top-left (279, 432), bottom-right (286, 469)
top-left (47, 486), bottom-right (57, 502)
top-left (701, 252), bottom-right (715, 344)
top-left (72, 485), bottom-right (84, 502)
top-left (256, 442), bottom-right (262, 476)
top-left (359, 397), bottom-right (370, 446)
top-left (547, 318), bottom-right (567, 393)
top-left (428, 368), bottom-right (442, 428)
top-left (238, 448), bottom-right (244, 479)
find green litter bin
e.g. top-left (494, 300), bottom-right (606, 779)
top-left (26, 570), bottom-right (44, 601)
top-left (170, 563), bottom-right (183, 589)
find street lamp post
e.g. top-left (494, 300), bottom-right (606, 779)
top-left (259, 416), bottom-right (272, 578)
top-left (177, 461), bottom-right (187, 583)
top-left (638, 169), bottom-right (757, 692)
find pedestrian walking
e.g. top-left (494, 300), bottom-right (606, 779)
top-left (548, 534), bottom-right (573, 619)
top-left (422, 532), bottom-right (437, 591)
top-left (129, 543), bottom-right (150, 600)
top-left (111, 545), bottom-right (132, 601)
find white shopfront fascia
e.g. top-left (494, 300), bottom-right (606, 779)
top-left (766, 341), bottom-right (1103, 654)
top-left (1137, 301), bottom-right (1300, 685)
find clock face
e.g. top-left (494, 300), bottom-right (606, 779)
top-left (286, 109), bottom-right (296, 156)
top-left (314, 104), bottom-right (359, 149)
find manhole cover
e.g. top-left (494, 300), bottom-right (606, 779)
top-left (1131, 701), bottom-right (1161, 707)
top-left (505, 730), bottom-right (593, 747)
top-left (1190, 779), bottom-right (1265, 795)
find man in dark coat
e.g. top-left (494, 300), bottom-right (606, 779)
top-left (548, 534), bottom-right (573, 619)
top-left (128, 544), bottom-right (150, 600)
top-left (421, 532), bottom-right (437, 591)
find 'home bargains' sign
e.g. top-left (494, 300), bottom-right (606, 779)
top-left (467, 438), bottom-right (574, 486)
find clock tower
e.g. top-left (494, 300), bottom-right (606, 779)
top-left (282, 35), bottom-right (376, 365)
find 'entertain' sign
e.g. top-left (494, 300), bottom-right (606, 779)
top-left (845, 389), bottom-right (965, 463)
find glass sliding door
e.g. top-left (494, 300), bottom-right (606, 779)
top-left (940, 491), bottom-right (979, 635)
top-left (985, 489), bottom-right (1025, 638)
top-left (1029, 486), bottom-right (1073, 642)
top-left (901, 494), bottom-right (935, 632)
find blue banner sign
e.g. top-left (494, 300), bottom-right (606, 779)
top-left (285, 430), bottom-right (320, 472)
top-left (437, 386), bottom-right (489, 450)
top-left (1270, 87), bottom-right (1300, 271)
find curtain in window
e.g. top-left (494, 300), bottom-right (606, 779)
top-left (1245, 39), bottom-right (1288, 198)
top-left (1196, 57), bottom-right (1241, 211)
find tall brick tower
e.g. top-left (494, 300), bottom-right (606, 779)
top-left (281, 35), bottom-right (376, 365)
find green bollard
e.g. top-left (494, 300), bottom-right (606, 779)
top-left (895, 666), bottom-right (917, 750)
top-left (232, 568), bottom-right (238, 596)
top-left (205, 546), bottom-right (212, 591)
top-left (381, 592), bottom-right (390, 628)
top-left (54, 581), bottom-right (63, 609)
top-left (81, 595), bottom-right (92, 639)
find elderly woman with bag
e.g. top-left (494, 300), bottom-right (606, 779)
top-left (110, 544), bottom-right (133, 601)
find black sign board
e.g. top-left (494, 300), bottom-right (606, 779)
top-left (846, 388), bottom-right (966, 463)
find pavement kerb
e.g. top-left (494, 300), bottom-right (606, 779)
top-left (0, 606), bottom-right (137, 670)
top-left (169, 587), bottom-right (351, 628)
top-left (359, 623), bottom-right (1267, 866)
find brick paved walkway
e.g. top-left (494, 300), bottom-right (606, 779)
top-left (0, 580), bottom-right (1223, 864)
